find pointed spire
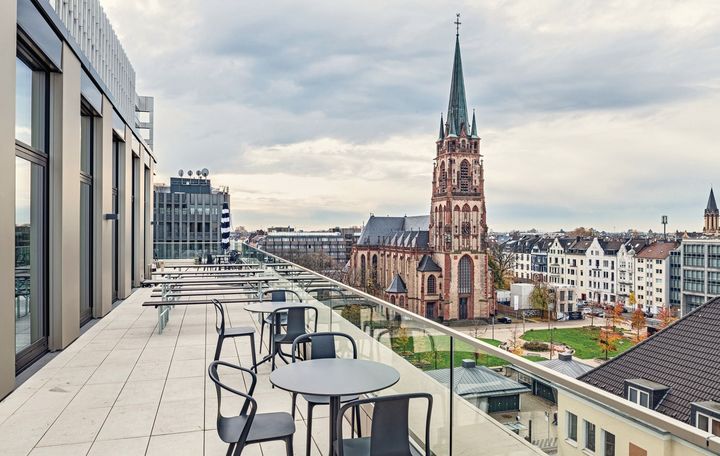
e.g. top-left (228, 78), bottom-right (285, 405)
top-left (707, 187), bottom-right (718, 212)
top-left (447, 109), bottom-right (457, 137)
top-left (438, 114), bottom-right (445, 140)
top-left (470, 109), bottom-right (478, 137)
top-left (447, 18), bottom-right (469, 138)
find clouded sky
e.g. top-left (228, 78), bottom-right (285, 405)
top-left (103, 0), bottom-right (720, 233)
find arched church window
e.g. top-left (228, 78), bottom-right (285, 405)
top-left (458, 255), bottom-right (473, 294)
top-left (427, 275), bottom-right (437, 294)
top-left (371, 254), bottom-right (378, 283)
top-left (459, 160), bottom-right (471, 192)
top-left (360, 255), bottom-right (366, 286)
top-left (399, 296), bottom-right (405, 308)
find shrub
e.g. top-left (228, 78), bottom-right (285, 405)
top-left (523, 341), bottom-right (549, 351)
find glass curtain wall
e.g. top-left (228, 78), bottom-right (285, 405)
top-left (111, 139), bottom-right (120, 301)
top-left (79, 108), bottom-right (94, 325)
top-left (14, 55), bottom-right (49, 371)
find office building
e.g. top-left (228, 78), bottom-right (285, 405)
top-left (258, 231), bottom-right (349, 265)
top-left (153, 174), bottom-right (230, 259)
top-left (2, 0), bottom-right (156, 397)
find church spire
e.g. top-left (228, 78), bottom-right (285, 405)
top-left (438, 114), bottom-right (445, 140)
top-left (470, 109), bottom-right (478, 137)
top-left (707, 187), bottom-right (718, 213)
top-left (447, 14), bottom-right (469, 137)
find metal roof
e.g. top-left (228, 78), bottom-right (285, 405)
top-left (386, 273), bottom-right (408, 293)
top-left (426, 362), bottom-right (530, 398)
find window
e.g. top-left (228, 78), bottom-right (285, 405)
top-left (459, 159), bottom-right (471, 192)
top-left (584, 420), bottom-right (596, 451)
top-left (628, 387), bottom-right (650, 408)
top-left (567, 412), bottom-right (578, 442)
top-left (15, 57), bottom-right (48, 151)
top-left (427, 275), bottom-right (437, 294)
top-left (458, 255), bottom-right (472, 294)
top-left (603, 430), bottom-right (616, 456)
top-left (697, 412), bottom-right (720, 437)
top-left (439, 162), bottom-right (447, 193)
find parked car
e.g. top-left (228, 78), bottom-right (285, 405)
top-left (497, 316), bottom-right (512, 324)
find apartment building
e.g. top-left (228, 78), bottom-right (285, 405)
top-left (585, 239), bottom-right (622, 305)
top-left (678, 237), bottom-right (720, 315)
top-left (258, 231), bottom-right (349, 265)
top-left (633, 241), bottom-right (679, 314)
top-left (3, 0), bottom-right (156, 397)
top-left (616, 239), bottom-right (650, 307)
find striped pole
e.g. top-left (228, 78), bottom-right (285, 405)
top-left (221, 201), bottom-right (230, 251)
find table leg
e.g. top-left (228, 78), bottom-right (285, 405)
top-left (329, 395), bottom-right (341, 455)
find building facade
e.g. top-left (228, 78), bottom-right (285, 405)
top-left (633, 241), bottom-right (679, 314)
top-left (3, 0), bottom-right (155, 398)
top-left (350, 30), bottom-right (494, 321)
top-left (153, 176), bottom-right (229, 259)
top-left (258, 231), bottom-right (349, 265)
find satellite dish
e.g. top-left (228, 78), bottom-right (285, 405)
top-left (178, 169), bottom-right (184, 177)
top-left (187, 170), bottom-right (193, 177)
top-left (201, 168), bottom-right (209, 178)
top-left (196, 170), bottom-right (202, 178)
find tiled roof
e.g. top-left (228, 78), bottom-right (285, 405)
top-left (634, 241), bottom-right (679, 260)
top-left (426, 362), bottom-right (530, 398)
top-left (580, 297), bottom-right (720, 423)
top-left (417, 254), bottom-right (442, 272)
top-left (356, 215), bottom-right (429, 247)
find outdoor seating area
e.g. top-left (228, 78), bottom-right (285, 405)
top-left (0, 247), bottom-right (556, 456)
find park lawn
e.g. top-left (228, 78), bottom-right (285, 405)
top-left (522, 326), bottom-right (635, 359)
top-left (479, 338), bottom-right (502, 347)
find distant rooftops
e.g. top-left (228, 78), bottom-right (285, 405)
top-left (634, 241), bottom-right (679, 260)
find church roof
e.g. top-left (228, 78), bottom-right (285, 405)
top-left (386, 273), bottom-right (408, 293)
top-left (417, 254), bottom-right (442, 272)
top-left (446, 34), bottom-right (469, 136)
top-left (357, 215), bottom-right (430, 247)
top-left (706, 188), bottom-right (718, 213)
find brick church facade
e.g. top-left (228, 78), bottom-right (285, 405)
top-left (349, 29), bottom-right (494, 321)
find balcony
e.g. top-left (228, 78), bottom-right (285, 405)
top-left (1, 245), bottom-right (718, 456)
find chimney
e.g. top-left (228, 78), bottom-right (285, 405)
top-left (559, 352), bottom-right (573, 361)
top-left (461, 359), bottom-right (476, 368)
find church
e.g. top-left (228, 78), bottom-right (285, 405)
top-left (349, 24), bottom-right (494, 322)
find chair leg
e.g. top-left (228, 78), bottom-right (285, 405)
top-left (214, 335), bottom-right (224, 361)
top-left (286, 435), bottom-right (294, 456)
top-left (248, 334), bottom-right (257, 373)
top-left (226, 443), bottom-right (235, 456)
top-left (291, 392), bottom-right (297, 419)
top-left (306, 403), bottom-right (314, 456)
top-left (259, 320), bottom-right (265, 352)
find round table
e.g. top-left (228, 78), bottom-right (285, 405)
top-left (244, 301), bottom-right (316, 368)
top-left (270, 358), bottom-right (400, 453)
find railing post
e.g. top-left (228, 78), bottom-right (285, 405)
top-left (449, 336), bottom-right (454, 456)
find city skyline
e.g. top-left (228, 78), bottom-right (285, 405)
top-left (104, 1), bottom-right (720, 232)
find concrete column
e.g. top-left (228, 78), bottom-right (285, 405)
top-left (0, 0), bottom-right (18, 399)
top-left (94, 96), bottom-right (114, 317)
top-left (144, 157), bottom-right (155, 275)
top-left (48, 43), bottom-right (81, 349)
top-left (117, 127), bottom-right (132, 298)
top-left (132, 144), bottom-right (143, 286)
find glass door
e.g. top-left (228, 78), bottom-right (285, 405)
top-left (79, 111), bottom-right (94, 325)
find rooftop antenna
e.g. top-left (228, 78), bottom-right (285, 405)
top-left (662, 215), bottom-right (668, 240)
top-left (454, 13), bottom-right (461, 36)
top-left (178, 169), bottom-right (184, 177)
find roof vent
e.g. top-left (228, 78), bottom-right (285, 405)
top-left (461, 359), bottom-right (476, 368)
top-left (559, 352), bottom-right (573, 361)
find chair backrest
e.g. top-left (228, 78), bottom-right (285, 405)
top-left (263, 289), bottom-right (302, 302)
top-left (291, 332), bottom-right (357, 362)
top-left (337, 393), bottom-right (433, 456)
top-left (271, 305), bottom-right (318, 339)
top-left (211, 299), bottom-right (225, 336)
top-left (208, 360), bottom-right (258, 447)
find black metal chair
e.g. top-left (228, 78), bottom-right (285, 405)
top-left (259, 289), bottom-right (302, 352)
top-left (208, 360), bottom-right (295, 456)
top-left (290, 332), bottom-right (363, 456)
top-left (212, 299), bottom-right (257, 370)
top-left (335, 393), bottom-right (433, 456)
top-left (269, 305), bottom-right (318, 370)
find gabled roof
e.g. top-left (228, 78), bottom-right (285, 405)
top-left (356, 215), bottom-right (430, 247)
top-left (599, 239), bottom-right (624, 255)
top-left (386, 273), bottom-right (408, 293)
top-left (426, 362), bottom-right (530, 398)
top-left (580, 297), bottom-right (720, 424)
top-left (417, 254), bottom-right (442, 272)
top-left (635, 241), bottom-right (679, 260)
top-left (567, 238), bottom-right (593, 254)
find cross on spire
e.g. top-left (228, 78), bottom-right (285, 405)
top-left (454, 13), bottom-right (461, 36)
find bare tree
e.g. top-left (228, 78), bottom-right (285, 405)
top-left (488, 241), bottom-right (516, 290)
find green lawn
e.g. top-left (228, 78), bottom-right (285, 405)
top-left (479, 338), bottom-right (502, 347)
top-left (522, 326), bottom-right (635, 359)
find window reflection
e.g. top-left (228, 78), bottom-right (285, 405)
top-left (15, 157), bottom-right (45, 354)
top-left (15, 57), bottom-right (46, 151)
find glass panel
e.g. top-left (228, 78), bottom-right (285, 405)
top-left (80, 115), bottom-right (93, 175)
top-left (15, 57), bottom-right (46, 150)
top-left (698, 414), bottom-right (709, 432)
top-left (15, 156), bottom-right (45, 354)
top-left (604, 431), bottom-right (616, 456)
top-left (80, 182), bottom-right (92, 323)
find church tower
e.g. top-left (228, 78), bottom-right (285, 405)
top-left (704, 188), bottom-right (719, 235)
top-left (428, 16), bottom-right (492, 320)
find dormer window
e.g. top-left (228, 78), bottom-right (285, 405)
top-left (691, 402), bottom-right (720, 436)
top-left (624, 379), bottom-right (669, 410)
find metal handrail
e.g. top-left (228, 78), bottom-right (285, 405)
top-left (241, 243), bottom-right (720, 454)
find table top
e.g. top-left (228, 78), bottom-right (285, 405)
top-left (244, 301), bottom-right (314, 313)
top-left (270, 359), bottom-right (400, 397)
top-left (143, 276), bottom-right (280, 285)
top-left (151, 269), bottom-right (264, 276)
